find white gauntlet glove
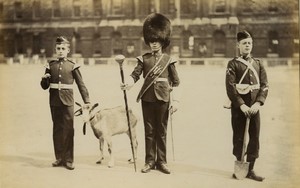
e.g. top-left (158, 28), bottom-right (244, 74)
top-left (169, 87), bottom-right (181, 114)
top-left (120, 75), bottom-right (135, 91)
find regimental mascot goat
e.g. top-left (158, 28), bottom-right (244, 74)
top-left (75, 102), bottom-right (138, 168)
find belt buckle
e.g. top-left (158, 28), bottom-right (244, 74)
top-left (58, 83), bottom-right (61, 90)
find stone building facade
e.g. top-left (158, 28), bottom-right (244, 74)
top-left (0, 0), bottom-right (298, 59)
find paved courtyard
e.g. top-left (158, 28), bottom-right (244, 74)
top-left (0, 63), bottom-right (299, 188)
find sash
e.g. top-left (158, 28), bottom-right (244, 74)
top-left (236, 57), bottom-right (260, 84)
top-left (136, 54), bottom-right (171, 102)
top-left (235, 58), bottom-right (260, 94)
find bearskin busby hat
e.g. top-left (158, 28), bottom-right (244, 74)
top-left (237, 30), bottom-right (252, 42)
top-left (143, 13), bottom-right (171, 49)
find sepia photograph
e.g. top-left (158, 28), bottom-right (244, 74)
top-left (0, 0), bottom-right (299, 187)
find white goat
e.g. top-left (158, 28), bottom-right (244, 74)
top-left (75, 102), bottom-right (138, 168)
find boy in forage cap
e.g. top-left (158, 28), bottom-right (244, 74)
top-left (225, 30), bottom-right (269, 181)
top-left (121, 13), bottom-right (180, 174)
top-left (40, 36), bottom-right (90, 170)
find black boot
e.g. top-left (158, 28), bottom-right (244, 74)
top-left (246, 161), bottom-right (265, 182)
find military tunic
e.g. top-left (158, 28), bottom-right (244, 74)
top-left (41, 58), bottom-right (90, 163)
top-left (131, 52), bottom-right (180, 165)
top-left (225, 56), bottom-right (268, 162)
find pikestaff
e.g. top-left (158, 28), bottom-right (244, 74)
top-left (115, 54), bottom-right (137, 172)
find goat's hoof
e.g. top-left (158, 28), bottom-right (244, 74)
top-left (108, 161), bottom-right (114, 168)
top-left (96, 157), bottom-right (104, 164)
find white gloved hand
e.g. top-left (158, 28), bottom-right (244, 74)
top-left (120, 76), bottom-right (135, 91)
top-left (169, 100), bottom-right (180, 114)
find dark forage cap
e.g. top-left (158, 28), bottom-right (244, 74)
top-left (237, 30), bottom-right (252, 42)
top-left (143, 13), bottom-right (171, 49)
top-left (56, 36), bottom-right (70, 44)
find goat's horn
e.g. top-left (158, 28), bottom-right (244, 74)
top-left (75, 102), bottom-right (81, 107)
top-left (90, 103), bottom-right (99, 111)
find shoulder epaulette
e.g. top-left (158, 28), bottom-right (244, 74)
top-left (252, 57), bottom-right (260, 62)
top-left (44, 62), bottom-right (50, 69)
top-left (73, 63), bottom-right (81, 70)
top-left (169, 56), bottom-right (177, 64)
top-left (142, 52), bottom-right (152, 58)
top-left (48, 59), bottom-right (56, 65)
top-left (66, 58), bottom-right (76, 64)
top-left (136, 55), bottom-right (143, 63)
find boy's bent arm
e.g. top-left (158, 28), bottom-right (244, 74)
top-left (40, 69), bottom-right (50, 90)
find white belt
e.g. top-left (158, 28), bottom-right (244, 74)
top-left (250, 84), bottom-right (260, 90)
top-left (155, 78), bottom-right (168, 82)
top-left (50, 83), bottom-right (73, 90)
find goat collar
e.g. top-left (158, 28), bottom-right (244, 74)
top-left (89, 110), bottom-right (101, 122)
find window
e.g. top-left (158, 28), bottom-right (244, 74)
top-left (32, 34), bottom-right (42, 54)
top-left (73, 0), bottom-right (81, 17)
top-left (268, 31), bottom-right (279, 54)
top-left (181, 0), bottom-right (196, 16)
top-left (182, 31), bottom-right (193, 50)
top-left (294, 39), bottom-right (299, 55)
top-left (168, 0), bottom-right (176, 15)
top-left (94, 0), bottom-right (102, 16)
top-left (0, 3), bottom-right (3, 19)
top-left (242, 0), bottom-right (253, 13)
top-left (14, 2), bottom-right (23, 19)
top-left (110, 0), bottom-right (123, 16)
top-left (33, 0), bottom-right (41, 18)
top-left (214, 0), bottom-right (226, 13)
top-left (0, 35), bottom-right (4, 55)
top-left (15, 34), bottom-right (23, 54)
top-left (111, 31), bottom-right (123, 55)
top-left (213, 30), bottom-right (226, 55)
top-left (161, 0), bottom-right (176, 15)
top-left (181, 30), bottom-right (193, 57)
top-left (53, 0), bottom-right (61, 17)
top-left (198, 42), bottom-right (207, 57)
top-left (73, 32), bottom-right (81, 54)
top-left (268, 0), bottom-right (278, 12)
top-left (139, 0), bottom-right (153, 16)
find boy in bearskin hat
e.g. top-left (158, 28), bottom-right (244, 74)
top-left (121, 13), bottom-right (180, 174)
top-left (40, 36), bottom-right (90, 170)
top-left (225, 30), bottom-right (269, 181)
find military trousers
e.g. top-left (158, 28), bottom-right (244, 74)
top-left (50, 105), bottom-right (74, 163)
top-left (231, 106), bottom-right (260, 162)
top-left (141, 100), bottom-right (169, 165)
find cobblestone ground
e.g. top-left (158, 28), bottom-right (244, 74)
top-left (0, 64), bottom-right (299, 188)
